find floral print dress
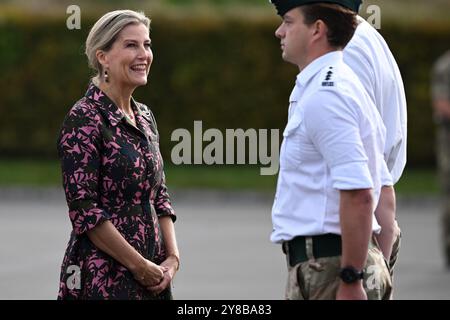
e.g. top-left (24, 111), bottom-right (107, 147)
top-left (57, 83), bottom-right (176, 299)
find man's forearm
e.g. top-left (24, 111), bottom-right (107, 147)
top-left (339, 189), bottom-right (374, 270)
top-left (374, 186), bottom-right (396, 260)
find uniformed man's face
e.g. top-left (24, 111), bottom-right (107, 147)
top-left (275, 8), bottom-right (314, 69)
top-left (99, 23), bottom-right (153, 89)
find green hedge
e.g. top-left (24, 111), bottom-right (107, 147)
top-left (0, 14), bottom-right (448, 167)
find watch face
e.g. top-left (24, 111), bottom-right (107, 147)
top-left (340, 267), bottom-right (363, 283)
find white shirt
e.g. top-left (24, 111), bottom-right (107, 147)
top-left (344, 17), bottom-right (407, 184)
top-left (271, 51), bottom-right (389, 243)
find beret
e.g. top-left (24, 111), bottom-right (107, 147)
top-left (269, 0), bottom-right (362, 16)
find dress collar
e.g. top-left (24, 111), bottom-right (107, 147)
top-left (84, 82), bottom-right (150, 127)
top-left (85, 82), bottom-right (124, 127)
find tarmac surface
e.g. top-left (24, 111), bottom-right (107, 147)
top-left (0, 188), bottom-right (449, 300)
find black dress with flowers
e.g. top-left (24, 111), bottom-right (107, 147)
top-left (57, 83), bottom-right (176, 299)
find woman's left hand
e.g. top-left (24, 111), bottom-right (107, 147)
top-left (146, 255), bottom-right (179, 295)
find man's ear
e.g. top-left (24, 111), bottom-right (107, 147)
top-left (314, 20), bottom-right (327, 36)
top-left (311, 19), bottom-right (327, 42)
top-left (96, 49), bottom-right (108, 69)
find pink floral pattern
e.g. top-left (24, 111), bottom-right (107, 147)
top-left (57, 83), bottom-right (176, 299)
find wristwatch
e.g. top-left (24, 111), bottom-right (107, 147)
top-left (339, 266), bottom-right (364, 284)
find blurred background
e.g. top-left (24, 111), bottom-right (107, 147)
top-left (0, 0), bottom-right (449, 300)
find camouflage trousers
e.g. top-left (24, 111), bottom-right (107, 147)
top-left (387, 221), bottom-right (402, 299)
top-left (436, 121), bottom-right (450, 266)
top-left (389, 221), bottom-right (402, 276)
top-left (284, 236), bottom-right (393, 300)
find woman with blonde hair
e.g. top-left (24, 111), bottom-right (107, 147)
top-left (57, 10), bottom-right (179, 299)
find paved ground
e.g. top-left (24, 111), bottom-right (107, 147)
top-left (0, 188), bottom-right (449, 300)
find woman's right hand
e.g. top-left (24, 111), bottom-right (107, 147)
top-left (132, 259), bottom-right (168, 287)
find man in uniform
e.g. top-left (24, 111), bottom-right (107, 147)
top-left (431, 50), bottom-right (450, 268)
top-left (269, 0), bottom-right (392, 300)
top-left (343, 1), bottom-right (407, 279)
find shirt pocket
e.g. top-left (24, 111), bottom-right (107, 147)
top-left (280, 116), bottom-right (303, 170)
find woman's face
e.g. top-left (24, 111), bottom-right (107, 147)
top-left (101, 23), bottom-right (153, 89)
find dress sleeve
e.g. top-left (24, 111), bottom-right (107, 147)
top-left (143, 105), bottom-right (177, 222)
top-left (57, 104), bottom-right (111, 235)
top-left (154, 172), bottom-right (176, 222)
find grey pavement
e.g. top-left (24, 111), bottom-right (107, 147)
top-left (0, 188), bottom-right (449, 300)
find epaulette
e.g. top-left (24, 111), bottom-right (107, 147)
top-left (321, 66), bottom-right (335, 87)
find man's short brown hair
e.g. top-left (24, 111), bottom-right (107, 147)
top-left (300, 3), bottom-right (357, 48)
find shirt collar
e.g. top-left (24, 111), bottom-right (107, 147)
top-left (356, 15), bottom-right (365, 25)
top-left (296, 51), bottom-right (343, 88)
top-left (84, 82), bottom-right (148, 127)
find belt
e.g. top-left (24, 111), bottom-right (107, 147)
top-left (283, 234), bottom-right (342, 267)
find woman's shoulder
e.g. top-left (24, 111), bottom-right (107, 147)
top-left (62, 97), bottom-right (103, 132)
top-left (69, 96), bottom-right (101, 118)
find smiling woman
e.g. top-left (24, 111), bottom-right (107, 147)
top-left (85, 10), bottom-right (154, 126)
top-left (56, 10), bottom-right (180, 300)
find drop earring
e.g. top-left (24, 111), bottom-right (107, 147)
top-left (104, 69), bottom-right (109, 83)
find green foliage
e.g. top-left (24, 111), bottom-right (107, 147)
top-left (0, 14), bottom-right (448, 167)
top-left (380, 22), bottom-right (450, 166)
top-left (0, 159), bottom-right (61, 186)
top-left (0, 159), bottom-right (438, 195)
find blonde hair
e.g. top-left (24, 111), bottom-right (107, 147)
top-left (85, 10), bottom-right (151, 85)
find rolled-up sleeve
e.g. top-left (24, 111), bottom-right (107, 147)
top-left (304, 90), bottom-right (374, 190)
top-left (57, 107), bottom-right (111, 235)
top-left (381, 161), bottom-right (394, 187)
top-left (154, 172), bottom-right (176, 222)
